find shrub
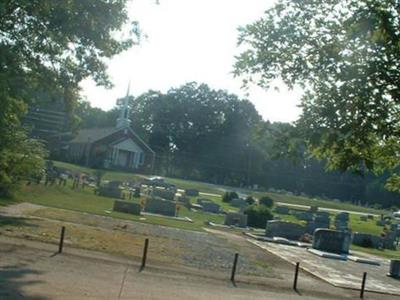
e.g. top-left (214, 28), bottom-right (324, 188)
top-left (222, 191), bottom-right (239, 203)
top-left (244, 205), bottom-right (273, 228)
top-left (246, 196), bottom-right (255, 205)
top-left (259, 196), bottom-right (274, 208)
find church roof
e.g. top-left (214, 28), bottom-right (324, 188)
top-left (69, 127), bottom-right (155, 154)
top-left (69, 127), bottom-right (119, 143)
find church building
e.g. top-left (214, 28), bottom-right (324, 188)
top-left (66, 88), bottom-right (155, 173)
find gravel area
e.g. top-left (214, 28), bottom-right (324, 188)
top-left (0, 204), bottom-right (271, 276)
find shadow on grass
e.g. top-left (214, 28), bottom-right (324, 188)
top-left (0, 216), bottom-right (37, 229)
top-left (0, 196), bottom-right (18, 207)
top-left (0, 263), bottom-right (48, 300)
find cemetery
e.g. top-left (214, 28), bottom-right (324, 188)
top-left (1, 160), bottom-right (400, 299)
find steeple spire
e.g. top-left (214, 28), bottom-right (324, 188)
top-left (116, 82), bottom-right (132, 129)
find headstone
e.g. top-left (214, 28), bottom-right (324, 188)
top-left (178, 195), bottom-right (190, 205)
top-left (335, 222), bottom-right (348, 231)
top-left (352, 232), bottom-right (382, 248)
top-left (382, 231), bottom-right (397, 250)
top-left (306, 220), bottom-right (329, 234)
top-left (274, 206), bottom-right (290, 215)
top-left (296, 211), bottom-right (313, 222)
top-left (265, 220), bottom-right (306, 240)
top-left (113, 200), bottom-right (141, 215)
top-left (145, 197), bottom-right (176, 216)
top-left (376, 220), bottom-right (386, 226)
top-left (388, 260), bottom-right (400, 278)
top-left (202, 201), bottom-right (220, 214)
top-left (316, 211), bottom-right (330, 219)
top-left (224, 212), bottom-right (248, 227)
top-left (177, 195), bottom-right (191, 209)
top-left (312, 229), bottom-right (351, 254)
top-left (334, 216), bottom-right (349, 230)
top-left (197, 198), bottom-right (210, 205)
top-left (367, 214), bottom-right (374, 220)
top-left (97, 185), bottom-right (122, 199)
top-left (108, 181), bottom-right (123, 188)
top-left (335, 212), bottom-right (349, 222)
top-left (185, 189), bottom-right (199, 196)
top-left (231, 198), bottom-right (248, 208)
top-left (309, 206), bottom-right (318, 213)
top-left (315, 214), bottom-right (330, 224)
top-left (360, 215), bottom-right (368, 222)
top-left (152, 188), bottom-right (175, 201)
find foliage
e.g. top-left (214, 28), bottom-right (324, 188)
top-left (222, 191), bottom-right (239, 203)
top-left (244, 205), bottom-right (273, 228)
top-left (259, 196), bottom-right (274, 208)
top-left (0, 0), bottom-right (136, 195)
top-left (235, 0), bottom-right (400, 189)
top-left (130, 82), bottom-right (263, 184)
top-left (0, 128), bottom-right (46, 197)
top-left (246, 196), bottom-right (255, 205)
top-left (72, 80), bottom-right (400, 208)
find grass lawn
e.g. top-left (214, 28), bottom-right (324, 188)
top-left (1, 160), bottom-right (397, 259)
top-left (54, 161), bottom-right (388, 216)
top-left (275, 210), bottom-right (386, 236)
top-left (252, 192), bottom-right (386, 215)
top-left (7, 181), bottom-right (224, 232)
top-left (351, 245), bottom-right (400, 259)
top-left (54, 161), bottom-right (144, 182)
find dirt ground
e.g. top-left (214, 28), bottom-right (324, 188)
top-left (0, 203), bottom-right (399, 299)
top-left (2, 236), bottom-right (396, 300)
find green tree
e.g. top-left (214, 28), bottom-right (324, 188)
top-left (222, 191), bottom-right (239, 203)
top-left (246, 195), bottom-right (255, 205)
top-left (259, 196), bottom-right (274, 208)
top-left (0, 0), bottom-right (136, 195)
top-left (130, 82), bottom-right (262, 184)
top-left (244, 205), bottom-right (273, 228)
top-left (234, 0), bottom-right (400, 190)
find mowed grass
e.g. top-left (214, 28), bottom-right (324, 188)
top-left (252, 192), bottom-right (386, 215)
top-left (1, 160), bottom-right (397, 259)
top-left (351, 245), bottom-right (400, 259)
top-left (54, 161), bottom-right (144, 182)
top-left (10, 181), bottom-right (224, 231)
top-left (54, 161), bottom-right (388, 215)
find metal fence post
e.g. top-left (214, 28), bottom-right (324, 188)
top-left (360, 272), bottom-right (367, 299)
top-left (230, 253), bottom-right (239, 282)
top-left (293, 262), bottom-right (300, 290)
top-left (58, 226), bottom-right (66, 253)
top-left (140, 238), bottom-right (149, 271)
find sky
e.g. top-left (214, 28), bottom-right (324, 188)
top-left (80, 0), bottom-right (303, 123)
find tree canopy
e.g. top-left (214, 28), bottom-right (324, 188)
top-left (234, 0), bottom-right (400, 191)
top-left (0, 0), bottom-right (135, 195)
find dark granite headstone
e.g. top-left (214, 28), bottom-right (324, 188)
top-left (230, 198), bottom-right (248, 208)
top-left (266, 220), bottom-right (306, 240)
top-left (382, 231), bottom-right (397, 250)
top-left (145, 197), bottom-right (176, 216)
top-left (97, 186), bottom-right (122, 199)
top-left (185, 189), bottom-right (199, 196)
top-left (388, 260), bottom-right (400, 278)
top-left (113, 200), bottom-right (141, 215)
top-left (224, 212), bottom-right (247, 227)
top-left (296, 211), bottom-right (313, 221)
top-left (274, 206), bottom-right (290, 215)
top-left (352, 232), bottom-right (382, 248)
top-left (152, 188), bottom-right (175, 201)
top-left (202, 202), bottom-right (220, 213)
top-left (312, 229), bottom-right (351, 254)
top-left (335, 212), bottom-right (349, 221)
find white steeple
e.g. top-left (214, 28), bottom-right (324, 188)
top-left (116, 82), bottom-right (132, 129)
